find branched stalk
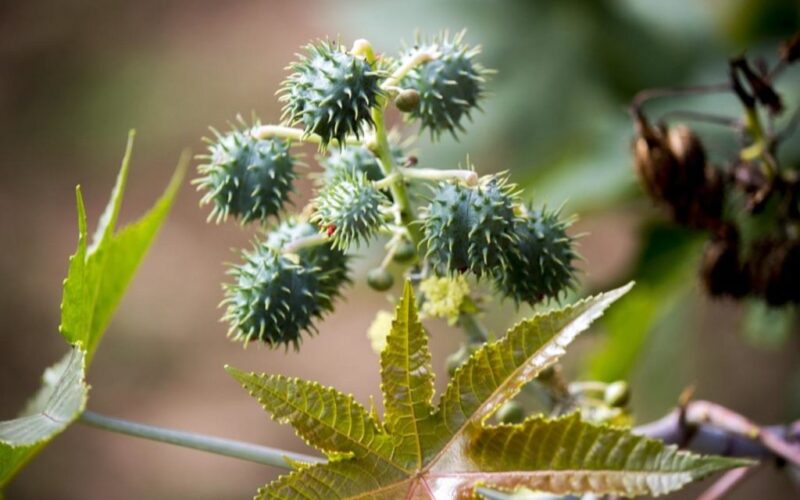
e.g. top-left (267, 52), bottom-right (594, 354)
top-left (79, 410), bottom-right (323, 469)
top-left (282, 233), bottom-right (329, 254)
top-left (398, 166), bottom-right (478, 185)
top-left (381, 49), bottom-right (436, 91)
top-left (252, 125), bottom-right (360, 147)
top-left (371, 96), bottom-right (423, 248)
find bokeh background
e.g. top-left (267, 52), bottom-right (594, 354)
top-left (1, 0), bottom-right (799, 498)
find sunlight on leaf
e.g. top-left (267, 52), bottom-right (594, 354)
top-left (1, 135), bottom-right (186, 488)
top-left (0, 348), bottom-right (88, 487)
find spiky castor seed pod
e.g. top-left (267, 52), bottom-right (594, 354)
top-left (222, 243), bottom-right (337, 348)
top-left (194, 122), bottom-right (296, 224)
top-left (265, 218), bottom-right (351, 297)
top-left (311, 172), bottom-right (389, 250)
top-left (494, 206), bottom-right (578, 304)
top-left (420, 175), bottom-right (522, 276)
top-left (399, 31), bottom-right (491, 140)
top-left (280, 40), bottom-right (382, 149)
top-left (319, 145), bottom-right (385, 183)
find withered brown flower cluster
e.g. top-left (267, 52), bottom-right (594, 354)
top-left (631, 33), bottom-right (800, 306)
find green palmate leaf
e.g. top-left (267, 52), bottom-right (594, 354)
top-left (432, 283), bottom-right (635, 458)
top-left (459, 413), bottom-right (750, 497)
top-left (230, 282), bottom-right (745, 499)
top-left (0, 348), bottom-right (88, 487)
top-left (379, 282), bottom-right (436, 469)
top-left (226, 371), bottom-right (400, 468)
top-left (1, 135), bottom-right (186, 488)
top-left (60, 131), bottom-right (187, 361)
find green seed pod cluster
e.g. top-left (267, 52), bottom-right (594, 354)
top-left (495, 206), bottom-right (578, 304)
top-left (195, 122), bottom-right (296, 224)
top-left (312, 172), bottom-right (389, 250)
top-left (399, 31), bottom-right (490, 140)
top-left (421, 175), bottom-right (521, 276)
top-left (280, 40), bottom-right (382, 148)
top-left (223, 219), bottom-right (349, 348)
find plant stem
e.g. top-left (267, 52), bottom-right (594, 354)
top-left (371, 97), bottom-right (423, 247)
top-left (282, 233), bottom-right (329, 254)
top-left (381, 49), bottom-right (435, 91)
top-left (636, 400), bottom-right (800, 465)
top-left (398, 167), bottom-right (478, 185)
top-left (252, 125), bottom-right (360, 147)
top-left (79, 410), bottom-right (323, 469)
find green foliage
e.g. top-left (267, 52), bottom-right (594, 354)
top-left (586, 224), bottom-right (701, 382)
top-left (311, 172), bottom-right (389, 250)
top-left (195, 120), bottom-right (296, 224)
top-left (60, 132), bottom-right (187, 361)
top-left (421, 175), bottom-right (521, 276)
top-left (399, 31), bottom-right (490, 140)
top-left (280, 41), bottom-right (382, 148)
top-left (228, 282), bottom-right (743, 498)
top-left (0, 349), bottom-right (88, 488)
top-left (0, 133), bottom-right (185, 488)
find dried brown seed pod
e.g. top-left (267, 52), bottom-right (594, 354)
top-left (633, 117), bottom-right (724, 229)
top-left (700, 225), bottom-right (748, 298)
top-left (632, 117), bottom-right (680, 203)
top-left (748, 238), bottom-right (800, 306)
top-left (780, 32), bottom-right (800, 64)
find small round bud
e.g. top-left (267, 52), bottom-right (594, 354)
top-left (392, 239), bottom-right (417, 263)
top-left (495, 401), bottom-right (525, 424)
top-left (395, 89), bottom-right (421, 112)
top-left (603, 381), bottom-right (631, 408)
top-left (367, 268), bottom-right (394, 291)
top-left (351, 39), bottom-right (375, 62)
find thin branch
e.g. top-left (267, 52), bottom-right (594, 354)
top-left (381, 49), bottom-right (437, 91)
top-left (636, 400), bottom-right (800, 466)
top-left (252, 125), bottom-right (361, 147)
top-left (631, 83), bottom-right (732, 111)
top-left (282, 233), bottom-right (328, 254)
top-left (657, 110), bottom-right (742, 129)
top-left (698, 466), bottom-right (756, 500)
top-left (79, 410), bottom-right (324, 469)
top-left (398, 167), bottom-right (478, 186)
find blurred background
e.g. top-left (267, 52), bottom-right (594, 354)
top-left (1, 0), bottom-right (798, 498)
